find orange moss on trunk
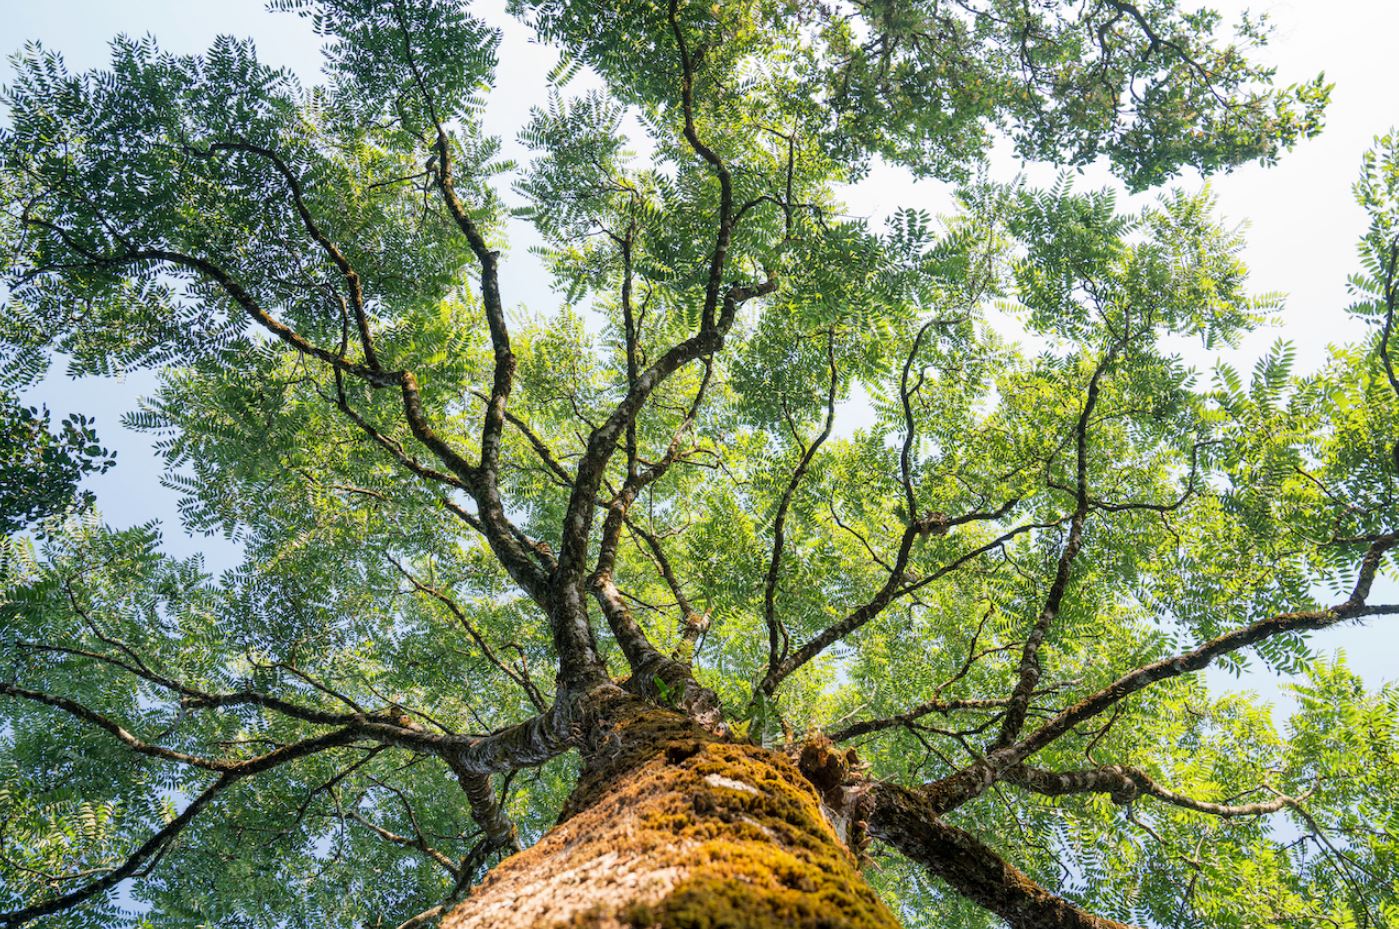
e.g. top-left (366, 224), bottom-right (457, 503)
top-left (443, 708), bottom-right (900, 929)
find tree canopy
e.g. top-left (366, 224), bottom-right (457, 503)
top-left (1, 1), bottom-right (1395, 927)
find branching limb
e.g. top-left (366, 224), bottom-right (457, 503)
top-left (763, 329), bottom-right (838, 677)
top-left (922, 534), bottom-right (1399, 813)
top-left (12, 636), bottom-right (541, 765)
top-left (1004, 763), bottom-right (1311, 817)
top-left (391, 558), bottom-right (548, 712)
top-left (445, 764), bottom-right (522, 856)
top-left (348, 809), bottom-right (461, 877)
top-left (390, 0), bottom-right (513, 493)
top-left (183, 139), bottom-right (381, 369)
top-left (760, 499), bottom-right (1028, 694)
top-left (330, 371), bottom-right (465, 489)
top-left (831, 698), bottom-right (1014, 742)
top-left (15, 638), bottom-right (368, 729)
top-left (19, 216), bottom-right (392, 387)
top-left (0, 727), bottom-right (360, 927)
top-left (667, 0), bottom-right (734, 329)
top-left (0, 682), bottom-right (240, 772)
top-left (553, 278), bottom-right (774, 689)
top-left (996, 347), bottom-right (1115, 748)
top-left (831, 676), bottom-right (1078, 742)
top-left (625, 518), bottom-right (707, 655)
top-left (539, 0), bottom-right (767, 691)
top-left (866, 780), bottom-right (1138, 929)
top-left (589, 361), bottom-right (715, 680)
top-left (24, 209), bottom-right (558, 612)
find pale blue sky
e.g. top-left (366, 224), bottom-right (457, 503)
top-left (4, 0), bottom-right (1397, 704)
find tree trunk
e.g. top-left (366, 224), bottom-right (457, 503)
top-left (443, 706), bottom-right (900, 929)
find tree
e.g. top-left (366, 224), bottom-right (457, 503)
top-left (0, 1), bottom-right (1394, 927)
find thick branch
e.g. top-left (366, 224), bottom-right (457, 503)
top-left (445, 764), bottom-right (522, 856)
top-left (866, 780), bottom-right (1137, 929)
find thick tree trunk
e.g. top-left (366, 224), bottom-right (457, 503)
top-left (443, 706), bottom-right (899, 929)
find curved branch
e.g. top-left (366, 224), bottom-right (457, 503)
top-left (761, 499), bottom-right (1028, 694)
top-left (391, 558), bottom-right (548, 711)
top-left (186, 139), bottom-right (380, 370)
top-left (0, 682), bottom-right (229, 771)
top-left (667, 0), bottom-right (734, 329)
top-left (553, 278), bottom-right (773, 688)
top-left (446, 765), bottom-right (522, 856)
top-left (348, 810), bottom-right (460, 877)
top-left (831, 697), bottom-right (1014, 742)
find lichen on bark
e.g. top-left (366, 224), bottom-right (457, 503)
top-left (444, 707), bottom-right (899, 929)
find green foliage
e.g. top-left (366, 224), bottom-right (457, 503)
top-left (805, 0), bottom-right (1330, 190)
top-left (0, 2), bottom-right (1394, 928)
top-left (0, 392), bottom-right (114, 534)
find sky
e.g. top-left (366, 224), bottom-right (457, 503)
top-left (4, 0), bottom-right (1398, 707)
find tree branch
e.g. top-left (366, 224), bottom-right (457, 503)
top-left (185, 139), bottom-right (381, 370)
top-left (996, 347), bottom-right (1115, 748)
top-left (764, 328), bottom-right (839, 677)
top-left (391, 558), bottom-right (548, 711)
top-left (866, 780), bottom-right (1138, 929)
top-left (922, 534), bottom-right (1399, 813)
top-left (1004, 763), bottom-right (1310, 818)
top-left (0, 727), bottom-right (360, 927)
top-left (0, 682), bottom-right (230, 771)
top-left (761, 498), bottom-right (1027, 694)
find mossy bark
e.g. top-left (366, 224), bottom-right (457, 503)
top-left (442, 707), bottom-right (900, 929)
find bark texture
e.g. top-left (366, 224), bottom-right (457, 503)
top-left (866, 782), bottom-right (1134, 929)
top-left (443, 708), bottom-right (898, 929)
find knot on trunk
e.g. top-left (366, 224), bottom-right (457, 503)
top-left (793, 734), bottom-right (873, 864)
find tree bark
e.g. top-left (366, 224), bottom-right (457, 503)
top-left (443, 706), bottom-right (899, 929)
top-left (866, 782), bottom-right (1136, 929)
